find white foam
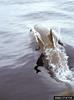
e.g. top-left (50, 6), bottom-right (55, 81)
top-left (45, 44), bottom-right (74, 89)
top-left (31, 25), bottom-right (74, 91)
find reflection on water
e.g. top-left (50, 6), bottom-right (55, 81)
top-left (0, 0), bottom-right (74, 68)
top-left (0, 0), bottom-right (74, 99)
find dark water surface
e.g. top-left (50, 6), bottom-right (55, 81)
top-left (0, 0), bottom-right (74, 100)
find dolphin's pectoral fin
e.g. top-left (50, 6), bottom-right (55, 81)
top-left (34, 66), bottom-right (41, 73)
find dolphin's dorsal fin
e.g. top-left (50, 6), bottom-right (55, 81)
top-left (49, 29), bottom-right (53, 44)
top-left (47, 29), bottom-right (54, 48)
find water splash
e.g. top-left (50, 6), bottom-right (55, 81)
top-left (45, 44), bottom-right (74, 91)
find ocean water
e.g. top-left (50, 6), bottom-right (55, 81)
top-left (0, 0), bottom-right (74, 68)
top-left (0, 0), bottom-right (74, 99)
